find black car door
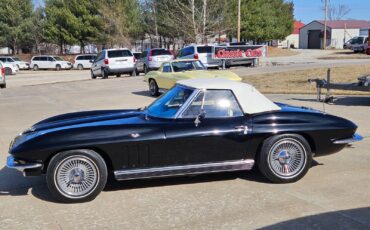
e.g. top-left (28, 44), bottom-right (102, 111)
top-left (163, 89), bottom-right (250, 165)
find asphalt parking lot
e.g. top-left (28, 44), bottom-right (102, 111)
top-left (0, 70), bottom-right (369, 229)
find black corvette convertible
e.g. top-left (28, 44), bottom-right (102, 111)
top-left (7, 78), bottom-right (362, 202)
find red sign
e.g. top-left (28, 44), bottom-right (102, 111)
top-left (213, 45), bottom-right (267, 59)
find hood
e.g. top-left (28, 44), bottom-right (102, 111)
top-left (173, 70), bottom-right (242, 81)
top-left (28, 109), bottom-right (142, 133)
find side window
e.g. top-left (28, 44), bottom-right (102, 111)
top-left (182, 90), bottom-right (243, 118)
top-left (40, 57), bottom-right (48, 61)
top-left (76, 56), bottom-right (83, 60)
top-left (162, 63), bottom-right (171, 72)
top-left (0, 58), bottom-right (6, 62)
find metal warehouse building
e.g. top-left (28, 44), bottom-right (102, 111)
top-left (299, 20), bottom-right (370, 49)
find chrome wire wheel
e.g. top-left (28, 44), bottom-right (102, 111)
top-left (54, 156), bottom-right (99, 199)
top-left (267, 138), bottom-right (307, 179)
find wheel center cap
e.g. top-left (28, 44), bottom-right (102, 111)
top-left (277, 150), bottom-right (291, 164)
top-left (69, 168), bottom-right (85, 184)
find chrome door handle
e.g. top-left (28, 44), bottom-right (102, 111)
top-left (235, 125), bottom-right (249, 134)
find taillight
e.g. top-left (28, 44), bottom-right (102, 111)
top-left (194, 53), bottom-right (199, 59)
top-left (148, 50), bottom-right (153, 61)
top-left (104, 59), bottom-right (109, 65)
top-left (133, 56), bottom-right (136, 63)
top-left (1, 67), bottom-right (4, 76)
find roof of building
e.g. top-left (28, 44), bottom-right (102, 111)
top-left (293, 21), bottom-right (305, 34)
top-left (316, 20), bottom-right (370, 29)
top-left (177, 78), bottom-right (281, 114)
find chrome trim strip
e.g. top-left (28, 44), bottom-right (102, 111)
top-left (333, 133), bottom-right (363, 144)
top-left (6, 155), bottom-right (42, 172)
top-left (114, 159), bottom-right (254, 180)
top-left (174, 88), bottom-right (202, 119)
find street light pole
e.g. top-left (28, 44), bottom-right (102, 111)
top-left (237, 0), bottom-right (241, 42)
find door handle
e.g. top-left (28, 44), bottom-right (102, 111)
top-left (234, 125), bottom-right (249, 134)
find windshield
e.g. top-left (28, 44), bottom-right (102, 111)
top-left (172, 60), bottom-right (206, 72)
top-left (147, 86), bottom-right (194, 118)
top-left (53, 56), bottom-right (64, 61)
top-left (12, 57), bottom-right (21, 61)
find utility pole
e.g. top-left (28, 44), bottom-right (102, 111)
top-left (323, 0), bottom-right (328, 49)
top-left (237, 0), bottom-right (241, 42)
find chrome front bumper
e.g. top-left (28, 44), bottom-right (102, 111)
top-left (6, 155), bottom-right (42, 172)
top-left (333, 133), bottom-right (363, 144)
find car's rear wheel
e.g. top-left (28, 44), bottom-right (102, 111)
top-left (0, 84), bottom-right (6, 88)
top-left (258, 134), bottom-right (312, 183)
top-left (4, 67), bottom-right (12, 75)
top-left (33, 65), bottom-right (39, 71)
top-left (77, 64), bottom-right (83, 70)
top-left (47, 149), bottom-right (108, 203)
top-left (149, 79), bottom-right (159, 97)
top-left (144, 65), bottom-right (148, 74)
top-left (91, 70), bottom-right (96, 79)
top-left (116, 74), bottom-right (121, 78)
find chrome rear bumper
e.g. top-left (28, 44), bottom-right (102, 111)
top-left (333, 133), bottom-right (363, 144)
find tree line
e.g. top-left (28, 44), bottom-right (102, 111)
top-left (0, 0), bottom-right (294, 54)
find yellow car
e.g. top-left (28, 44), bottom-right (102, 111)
top-left (144, 59), bottom-right (242, 96)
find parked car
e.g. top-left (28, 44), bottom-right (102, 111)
top-left (132, 52), bottom-right (142, 60)
top-left (344, 36), bottom-right (368, 52)
top-left (73, 54), bottom-right (97, 70)
top-left (178, 45), bottom-right (221, 68)
top-left (30, 56), bottom-right (72, 71)
top-left (0, 56), bottom-right (29, 70)
top-left (136, 48), bottom-right (174, 74)
top-left (0, 62), bottom-right (6, 88)
top-left (6, 78), bottom-right (362, 202)
top-left (144, 59), bottom-right (241, 96)
top-left (90, 49), bottom-right (136, 79)
top-left (0, 61), bottom-right (19, 75)
top-left (352, 37), bottom-right (368, 52)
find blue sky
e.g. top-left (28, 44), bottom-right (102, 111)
top-left (291, 0), bottom-right (370, 23)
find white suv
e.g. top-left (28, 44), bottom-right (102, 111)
top-left (30, 56), bottom-right (72, 71)
top-left (178, 45), bottom-right (221, 68)
top-left (90, 49), bottom-right (136, 79)
top-left (73, 54), bottom-right (97, 70)
top-left (0, 56), bottom-right (29, 70)
top-left (0, 62), bottom-right (6, 89)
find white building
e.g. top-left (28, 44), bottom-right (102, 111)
top-left (299, 20), bottom-right (370, 49)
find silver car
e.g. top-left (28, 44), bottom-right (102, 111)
top-left (0, 62), bottom-right (6, 89)
top-left (136, 48), bottom-right (174, 74)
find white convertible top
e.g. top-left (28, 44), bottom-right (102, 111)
top-left (178, 78), bottom-right (281, 114)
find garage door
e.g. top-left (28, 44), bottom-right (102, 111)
top-left (308, 30), bottom-right (321, 49)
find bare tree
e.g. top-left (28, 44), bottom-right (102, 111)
top-left (327, 4), bottom-right (351, 20)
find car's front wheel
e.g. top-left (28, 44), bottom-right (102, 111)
top-left (55, 65), bottom-right (61, 71)
top-left (91, 70), bottom-right (96, 79)
top-left (149, 79), bottom-right (159, 96)
top-left (258, 134), bottom-right (312, 183)
top-left (77, 64), bottom-right (83, 70)
top-left (47, 149), bottom-right (108, 203)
